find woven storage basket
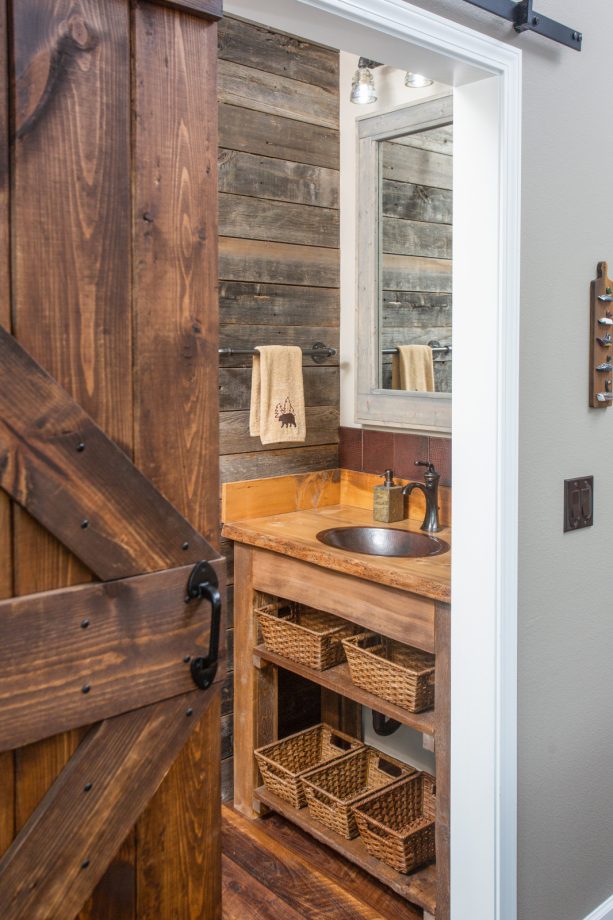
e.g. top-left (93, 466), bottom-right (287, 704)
top-left (254, 723), bottom-right (364, 809)
top-left (301, 747), bottom-right (415, 839)
top-left (257, 601), bottom-right (357, 671)
top-left (353, 772), bottom-right (436, 873)
top-left (342, 632), bottom-right (435, 712)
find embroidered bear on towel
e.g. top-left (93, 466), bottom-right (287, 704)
top-left (275, 396), bottom-right (297, 429)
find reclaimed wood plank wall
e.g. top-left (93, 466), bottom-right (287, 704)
top-left (217, 16), bottom-right (341, 799)
top-left (380, 126), bottom-right (453, 392)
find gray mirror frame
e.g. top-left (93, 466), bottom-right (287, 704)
top-left (355, 94), bottom-right (453, 435)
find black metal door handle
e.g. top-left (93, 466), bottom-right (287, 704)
top-left (186, 561), bottom-right (222, 690)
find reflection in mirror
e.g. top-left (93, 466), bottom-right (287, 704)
top-left (378, 123), bottom-right (452, 393)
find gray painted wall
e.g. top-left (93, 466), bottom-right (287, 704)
top-left (398, 2), bottom-right (613, 918)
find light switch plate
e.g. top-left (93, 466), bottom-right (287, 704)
top-left (564, 476), bottom-right (594, 532)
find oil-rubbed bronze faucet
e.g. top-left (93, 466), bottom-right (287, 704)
top-left (402, 460), bottom-right (441, 533)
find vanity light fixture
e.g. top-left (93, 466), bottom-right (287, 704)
top-left (350, 58), bottom-right (381, 105)
top-left (405, 72), bottom-right (433, 89)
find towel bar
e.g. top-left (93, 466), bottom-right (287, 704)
top-left (218, 342), bottom-right (337, 364)
top-left (382, 340), bottom-right (452, 356)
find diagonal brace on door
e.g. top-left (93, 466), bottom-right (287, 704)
top-left (462, 0), bottom-right (582, 50)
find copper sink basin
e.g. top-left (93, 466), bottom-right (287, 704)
top-left (316, 526), bottom-right (449, 558)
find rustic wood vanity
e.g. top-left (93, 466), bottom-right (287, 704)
top-left (223, 470), bottom-right (451, 920)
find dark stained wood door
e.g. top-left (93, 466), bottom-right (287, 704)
top-left (0, 0), bottom-right (224, 917)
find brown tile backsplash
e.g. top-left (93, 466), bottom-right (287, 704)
top-left (339, 427), bottom-right (452, 485)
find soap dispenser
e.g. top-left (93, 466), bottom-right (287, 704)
top-left (373, 469), bottom-right (405, 523)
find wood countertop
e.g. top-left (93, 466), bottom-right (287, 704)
top-left (222, 503), bottom-right (451, 603)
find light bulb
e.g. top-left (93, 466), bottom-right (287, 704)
top-left (350, 67), bottom-right (377, 105)
top-left (405, 72), bottom-right (433, 89)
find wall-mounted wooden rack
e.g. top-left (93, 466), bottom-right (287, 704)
top-left (589, 262), bottom-right (613, 408)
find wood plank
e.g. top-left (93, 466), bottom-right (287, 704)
top-left (382, 292), bottom-right (452, 329)
top-left (219, 59), bottom-right (338, 130)
top-left (392, 124), bottom-right (453, 156)
top-left (220, 280), bottom-right (339, 327)
top-left (220, 366), bottom-right (339, 411)
top-left (0, 563), bottom-right (225, 751)
top-left (220, 406), bottom-right (339, 455)
top-left (223, 805), bottom-right (384, 919)
top-left (219, 193), bottom-right (339, 248)
top-left (222, 852), bottom-right (305, 920)
top-left (220, 324), bottom-right (339, 367)
top-left (220, 103), bottom-right (340, 170)
top-left (233, 547), bottom-right (278, 818)
top-left (252, 789), bottom-right (436, 915)
top-left (0, 690), bottom-right (218, 920)
top-left (381, 142), bottom-right (452, 190)
top-left (133, 1), bottom-right (219, 551)
top-left (10, 3), bottom-right (135, 914)
top-left (154, 0), bottom-right (222, 18)
top-left (220, 237), bottom-right (340, 287)
top-left (0, 327), bottom-right (217, 579)
top-left (218, 16), bottom-right (339, 93)
top-left (383, 216), bottom-right (452, 259)
top-left (251, 549), bottom-right (436, 651)
top-left (382, 254), bottom-right (452, 293)
top-left (254, 646), bottom-right (435, 737)
top-left (435, 602), bottom-right (451, 920)
top-left (382, 179), bottom-right (452, 224)
top-left (256, 811), bottom-right (423, 920)
top-left (220, 445), bottom-right (339, 483)
top-left (132, 8), bottom-right (222, 919)
top-left (0, 0), bottom-right (13, 863)
top-left (219, 150), bottom-right (339, 209)
top-left (222, 469), bottom-right (340, 522)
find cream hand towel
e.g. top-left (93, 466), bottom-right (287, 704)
top-left (391, 344), bottom-right (435, 392)
top-left (249, 345), bottom-right (306, 445)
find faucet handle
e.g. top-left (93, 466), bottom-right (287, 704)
top-left (415, 460), bottom-right (436, 473)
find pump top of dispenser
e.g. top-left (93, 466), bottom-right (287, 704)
top-left (382, 469), bottom-right (396, 488)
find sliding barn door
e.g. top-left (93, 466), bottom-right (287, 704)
top-left (0, 1), bottom-right (223, 918)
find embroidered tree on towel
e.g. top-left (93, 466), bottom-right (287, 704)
top-left (275, 396), bottom-right (297, 429)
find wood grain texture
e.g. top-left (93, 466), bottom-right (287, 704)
top-left (220, 406), bottom-right (339, 455)
top-left (220, 237), bottom-right (340, 287)
top-left (0, 327), bottom-right (216, 579)
top-left (435, 602), bottom-right (451, 920)
top-left (222, 852), bottom-right (305, 920)
top-left (383, 216), bottom-right (452, 259)
top-left (0, 690), bottom-right (218, 920)
top-left (0, 0), bottom-right (14, 862)
top-left (0, 564), bottom-right (224, 751)
top-left (381, 141), bottom-right (452, 189)
top-left (382, 253), bottom-right (452, 294)
top-left (222, 469), bottom-right (341, 522)
top-left (393, 124), bottom-right (453, 156)
top-left (133, 0), bottom-right (219, 550)
top-left (220, 366), bottom-right (339, 411)
top-left (219, 59), bottom-right (338, 130)
top-left (220, 103), bottom-right (339, 169)
top-left (220, 281), bottom-right (340, 326)
top-left (154, 0), bottom-right (222, 19)
top-left (219, 150), bottom-right (339, 209)
top-left (218, 16), bottom-right (338, 93)
top-left (132, 7), bottom-right (222, 918)
top-left (382, 179), bottom-right (452, 224)
top-left (219, 193), bottom-right (339, 248)
top-left (220, 445), bottom-right (339, 484)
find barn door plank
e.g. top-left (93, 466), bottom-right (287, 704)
top-left (0, 562), bottom-right (225, 751)
top-left (0, 327), bottom-right (218, 577)
top-left (0, 689), bottom-right (219, 920)
top-left (132, 6), bottom-right (222, 916)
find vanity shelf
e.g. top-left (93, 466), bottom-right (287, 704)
top-left (254, 643), bottom-right (435, 737)
top-left (255, 785), bottom-right (437, 916)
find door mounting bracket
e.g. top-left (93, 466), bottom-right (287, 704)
top-left (462, 0), bottom-right (582, 50)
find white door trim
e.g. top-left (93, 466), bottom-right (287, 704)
top-left (223, 2), bottom-right (522, 918)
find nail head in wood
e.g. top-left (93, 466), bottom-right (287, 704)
top-left (84, 783), bottom-right (92, 792)
top-left (182, 541), bottom-right (189, 550)
top-left (81, 519), bottom-right (89, 529)
top-left (76, 441), bottom-right (85, 452)
top-left (183, 655), bottom-right (191, 663)
top-left (186, 707), bottom-right (193, 717)
top-left (81, 859), bottom-right (90, 870)
top-left (82, 685), bottom-right (91, 694)
top-left (80, 619), bottom-right (89, 629)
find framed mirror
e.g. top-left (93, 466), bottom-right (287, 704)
top-left (355, 94), bottom-right (453, 434)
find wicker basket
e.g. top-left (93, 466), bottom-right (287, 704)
top-left (353, 772), bottom-right (436, 873)
top-left (342, 632), bottom-right (435, 712)
top-left (301, 747), bottom-right (415, 839)
top-left (257, 601), bottom-right (358, 671)
top-left (254, 724), bottom-right (364, 809)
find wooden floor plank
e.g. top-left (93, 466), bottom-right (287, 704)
top-left (222, 854), bottom-right (304, 920)
top-left (256, 811), bottom-right (423, 920)
top-left (222, 807), bottom-right (383, 920)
